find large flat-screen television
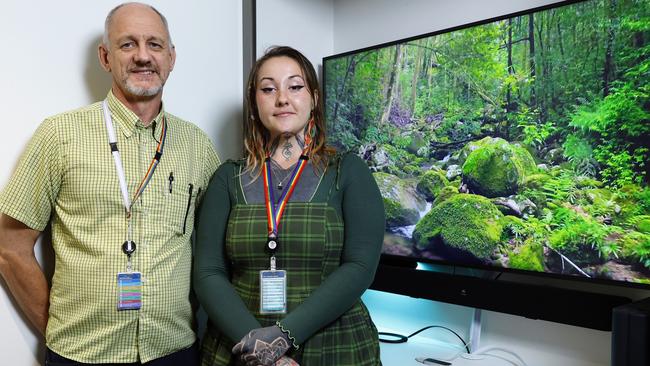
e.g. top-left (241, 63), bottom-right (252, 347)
top-left (324, 0), bottom-right (650, 292)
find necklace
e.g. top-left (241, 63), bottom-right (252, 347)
top-left (271, 163), bottom-right (293, 190)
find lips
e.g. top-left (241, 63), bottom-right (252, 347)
top-left (130, 69), bottom-right (157, 76)
top-left (273, 111), bottom-right (294, 117)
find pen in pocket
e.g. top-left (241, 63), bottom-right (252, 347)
top-left (182, 183), bottom-right (194, 234)
top-left (168, 172), bottom-right (174, 193)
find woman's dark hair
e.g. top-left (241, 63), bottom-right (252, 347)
top-left (244, 46), bottom-right (334, 174)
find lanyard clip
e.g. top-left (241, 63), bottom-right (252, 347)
top-left (267, 235), bottom-right (278, 254)
top-left (270, 256), bottom-right (277, 271)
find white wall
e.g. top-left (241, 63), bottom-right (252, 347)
top-left (255, 0), bottom-right (334, 77)
top-left (0, 1), bottom-right (242, 364)
top-left (256, 0), bottom-right (650, 365)
top-left (332, 0), bottom-right (566, 54)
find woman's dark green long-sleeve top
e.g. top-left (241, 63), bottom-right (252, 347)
top-left (193, 153), bottom-right (385, 345)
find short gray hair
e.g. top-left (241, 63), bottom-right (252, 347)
top-left (102, 2), bottom-right (173, 47)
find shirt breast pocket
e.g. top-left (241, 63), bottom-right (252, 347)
top-left (164, 180), bottom-right (198, 235)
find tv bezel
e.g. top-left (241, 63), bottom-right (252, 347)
top-left (322, 0), bottom-right (650, 290)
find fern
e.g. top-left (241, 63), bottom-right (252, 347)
top-left (562, 134), bottom-right (598, 176)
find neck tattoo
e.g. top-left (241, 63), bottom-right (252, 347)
top-left (282, 141), bottom-right (293, 161)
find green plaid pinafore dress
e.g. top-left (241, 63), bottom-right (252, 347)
top-left (201, 159), bottom-right (381, 366)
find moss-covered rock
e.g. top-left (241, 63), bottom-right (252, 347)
top-left (584, 188), bottom-right (614, 204)
top-left (417, 169), bottom-right (449, 201)
top-left (373, 172), bottom-right (425, 227)
top-left (616, 185), bottom-right (650, 220)
top-left (580, 188), bottom-right (620, 221)
top-left (499, 215), bottom-right (526, 242)
top-left (406, 132), bottom-right (427, 156)
top-left (620, 231), bottom-right (650, 257)
top-left (413, 194), bottom-right (504, 261)
top-left (432, 186), bottom-right (459, 206)
top-left (509, 239), bottom-right (545, 272)
top-left (461, 137), bottom-right (537, 198)
top-left (548, 218), bottom-right (608, 267)
top-left (637, 219), bottom-right (650, 234)
top-left (403, 164), bottom-right (420, 176)
top-left (457, 136), bottom-right (494, 166)
top-left (619, 231), bottom-right (650, 270)
top-left (522, 173), bottom-right (552, 190)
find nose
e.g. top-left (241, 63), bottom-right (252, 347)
top-left (134, 44), bottom-right (152, 64)
top-left (275, 89), bottom-right (288, 106)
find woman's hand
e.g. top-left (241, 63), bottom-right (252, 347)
top-left (275, 356), bottom-right (300, 366)
top-left (232, 325), bottom-right (291, 366)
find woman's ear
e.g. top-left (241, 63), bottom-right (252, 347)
top-left (312, 89), bottom-right (319, 109)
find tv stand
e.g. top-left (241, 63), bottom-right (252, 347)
top-left (370, 264), bottom-right (632, 331)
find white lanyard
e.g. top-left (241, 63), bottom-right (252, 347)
top-left (102, 100), bottom-right (167, 269)
top-left (102, 101), bottom-right (132, 213)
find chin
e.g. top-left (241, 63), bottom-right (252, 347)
top-left (125, 84), bottom-right (163, 97)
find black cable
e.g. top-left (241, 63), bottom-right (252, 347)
top-left (378, 325), bottom-right (471, 353)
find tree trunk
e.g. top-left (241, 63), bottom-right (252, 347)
top-left (411, 39), bottom-right (424, 113)
top-left (332, 55), bottom-right (357, 124)
top-left (602, 0), bottom-right (616, 97)
top-left (506, 17), bottom-right (514, 114)
top-left (528, 13), bottom-right (537, 106)
top-left (380, 44), bottom-right (403, 125)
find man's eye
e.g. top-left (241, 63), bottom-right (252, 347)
top-left (149, 42), bottom-right (162, 49)
top-left (121, 42), bottom-right (135, 49)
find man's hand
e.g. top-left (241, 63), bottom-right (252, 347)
top-left (232, 325), bottom-right (291, 366)
top-left (0, 214), bottom-right (47, 335)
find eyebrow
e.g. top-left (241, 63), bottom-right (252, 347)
top-left (258, 75), bottom-right (305, 82)
top-left (115, 35), bottom-right (167, 44)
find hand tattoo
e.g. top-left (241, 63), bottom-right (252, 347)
top-left (232, 325), bottom-right (292, 366)
top-left (249, 337), bottom-right (290, 365)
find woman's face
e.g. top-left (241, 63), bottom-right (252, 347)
top-left (255, 56), bottom-right (316, 139)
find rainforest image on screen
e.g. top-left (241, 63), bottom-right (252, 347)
top-left (325, 0), bottom-right (650, 285)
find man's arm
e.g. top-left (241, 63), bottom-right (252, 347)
top-left (0, 213), bottom-right (48, 336)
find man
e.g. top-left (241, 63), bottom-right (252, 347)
top-left (0, 3), bottom-right (219, 365)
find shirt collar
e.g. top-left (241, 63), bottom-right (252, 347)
top-left (105, 90), bottom-right (167, 138)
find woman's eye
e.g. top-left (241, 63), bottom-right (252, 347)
top-left (289, 85), bottom-right (305, 91)
top-left (260, 87), bottom-right (275, 93)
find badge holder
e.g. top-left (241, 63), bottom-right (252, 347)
top-left (103, 101), bottom-right (166, 313)
top-left (260, 236), bottom-right (287, 314)
top-left (117, 238), bottom-right (142, 311)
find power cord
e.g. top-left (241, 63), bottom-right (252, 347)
top-left (378, 325), bottom-right (471, 353)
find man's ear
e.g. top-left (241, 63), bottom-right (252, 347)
top-left (169, 45), bottom-right (176, 72)
top-left (98, 43), bottom-right (111, 72)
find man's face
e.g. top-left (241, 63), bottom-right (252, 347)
top-left (98, 4), bottom-right (175, 101)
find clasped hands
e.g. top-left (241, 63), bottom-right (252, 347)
top-left (232, 325), bottom-right (299, 366)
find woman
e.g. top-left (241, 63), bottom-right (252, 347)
top-left (194, 46), bottom-right (385, 366)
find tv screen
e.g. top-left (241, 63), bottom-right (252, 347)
top-left (324, 0), bottom-right (650, 288)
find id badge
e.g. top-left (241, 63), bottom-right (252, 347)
top-left (117, 272), bottom-right (142, 310)
top-left (260, 270), bottom-right (287, 314)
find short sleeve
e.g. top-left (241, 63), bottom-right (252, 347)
top-left (0, 118), bottom-right (62, 231)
